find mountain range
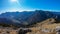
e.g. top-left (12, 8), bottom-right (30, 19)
top-left (0, 10), bottom-right (60, 27)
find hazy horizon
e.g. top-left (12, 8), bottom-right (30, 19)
top-left (0, 0), bottom-right (60, 13)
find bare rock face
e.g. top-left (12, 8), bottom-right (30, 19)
top-left (18, 28), bottom-right (32, 34)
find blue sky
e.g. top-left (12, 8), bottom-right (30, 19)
top-left (0, 0), bottom-right (60, 13)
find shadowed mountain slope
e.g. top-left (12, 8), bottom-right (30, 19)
top-left (0, 10), bottom-right (59, 27)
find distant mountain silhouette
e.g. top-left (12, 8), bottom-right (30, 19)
top-left (0, 10), bottom-right (60, 27)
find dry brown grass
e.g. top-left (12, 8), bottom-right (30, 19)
top-left (42, 23), bottom-right (60, 30)
top-left (26, 18), bottom-right (59, 34)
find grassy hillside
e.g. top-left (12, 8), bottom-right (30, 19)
top-left (26, 18), bottom-right (60, 34)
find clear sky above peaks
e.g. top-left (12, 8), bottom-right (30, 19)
top-left (0, 0), bottom-right (60, 13)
